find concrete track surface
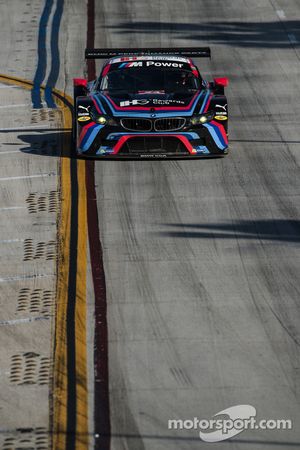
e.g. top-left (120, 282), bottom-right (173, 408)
top-left (0, 0), bottom-right (300, 449)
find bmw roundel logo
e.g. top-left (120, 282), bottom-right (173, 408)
top-left (151, 113), bottom-right (156, 117)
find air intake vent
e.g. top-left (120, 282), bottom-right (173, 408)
top-left (121, 118), bottom-right (152, 131)
top-left (154, 117), bottom-right (186, 131)
top-left (120, 136), bottom-right (189, 154)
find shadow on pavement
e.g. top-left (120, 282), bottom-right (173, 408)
top-left (18, 130), bottom-right (73, 158)
top-left (105, 20), bottom-right (300, 48)
top-left (158, 220), bottom-right (300, 243)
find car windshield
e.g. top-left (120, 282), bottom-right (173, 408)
top-left (100, 68), bottom-right (201, 93)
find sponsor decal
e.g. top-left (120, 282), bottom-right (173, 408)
top-left (119, 61), bottom-right (143, 68)
top-left (119, 98), bottom-right (185, 107)
top-left (78, 116), bottom-right (90, 122)
top-left (215, 111), bottom-right (227, 116)
top-left (214, 115), bottom-right (227, 121)
top-left (146, 61), bottom-right (183, 68)
top-left (215, 103), bottom-right (227, 111)
top-left (78, 105), bottom-right (91, 112)
top-left (114, 56), bottom-right (188, 63)
top-left (194, 146), bottom-right (210, 154)
top-left (96, 147), bottom-right (113, 155)
top-left (119, 61), bottom-right (184, 69)
top-left (120, 99), bottom-right (150, 107)
top-left (138, 90), bottom-right (165, 94)
top-left (140, 154), bottom-right (167, 158)
top-left (152, 99), bottom-right (185, 105)
top-left (78, 112), bottom-right (90, 117)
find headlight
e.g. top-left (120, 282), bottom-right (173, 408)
top-left (96, 116), bottom-right (107, 124)
top-left (190, 111), bottom-right (214, 125)
top-left (90, 108), bottom-right (106, 124)
top-left (90, 110), bottom-right (117, 126)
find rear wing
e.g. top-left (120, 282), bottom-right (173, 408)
top-left (85, 47), bottom-right (211, 59)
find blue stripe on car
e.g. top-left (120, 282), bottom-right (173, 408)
top-left (199, 91), bottom-right (210, 113)
top-left (81, 124), bottom-right (103, 151)
top-left (91, 94), bottom-right (105, 112)
top-left (203, 123), bottom-right (227, 150)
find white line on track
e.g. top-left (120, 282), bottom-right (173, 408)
top-left (0, 150), bottom-right (21, 155)
top-left (0, 172), bottom-right (56, 181)
top-left (0, 104), bottom-right (28, 109)
top-left (0, 274), bottom-right (54, 282)
top-left (0, 206), bottom-right (25, 211)
top-left (276, 9), bottom-right (286, 19)
top-left (0, 85), bottom-right (21, 89)
top-left (0, 239), bottom-right (24, 243)
top-left (0, 125), bottom-right (51, 131)
top-left (0, 316), bottom-right (49, 326)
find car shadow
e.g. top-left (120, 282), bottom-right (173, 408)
top-left (18, 130), bottom-right (74, 158)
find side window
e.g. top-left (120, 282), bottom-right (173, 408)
top-left (88, 79), bottom-right (98, 91)
top-left (201, 79), bottom-right (208, 89)
top-left (100, 76), bottom-right (108, 90)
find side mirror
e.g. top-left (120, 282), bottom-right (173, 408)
top-left (212, 77), bottom-right (228, 95)
top-left (73, 78), bottom-right (88, 88)
top-left (214, 77), bottom-right (229, 87)
top-left (73, 78), bottom-right (88, 99)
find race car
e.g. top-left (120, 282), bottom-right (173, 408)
top-left (73, 48), bottom-right (229, 158)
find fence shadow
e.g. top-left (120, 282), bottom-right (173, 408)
top-left (105, 20), bottom-right (300, 48)
top-left (157, 220), bottom-right (300, 243)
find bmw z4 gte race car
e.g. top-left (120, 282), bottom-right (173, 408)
top-left (73, 48), bottom-right (229, 158)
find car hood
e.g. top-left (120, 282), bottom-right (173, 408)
top-left (97, 90), bottom-right (205, 115)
